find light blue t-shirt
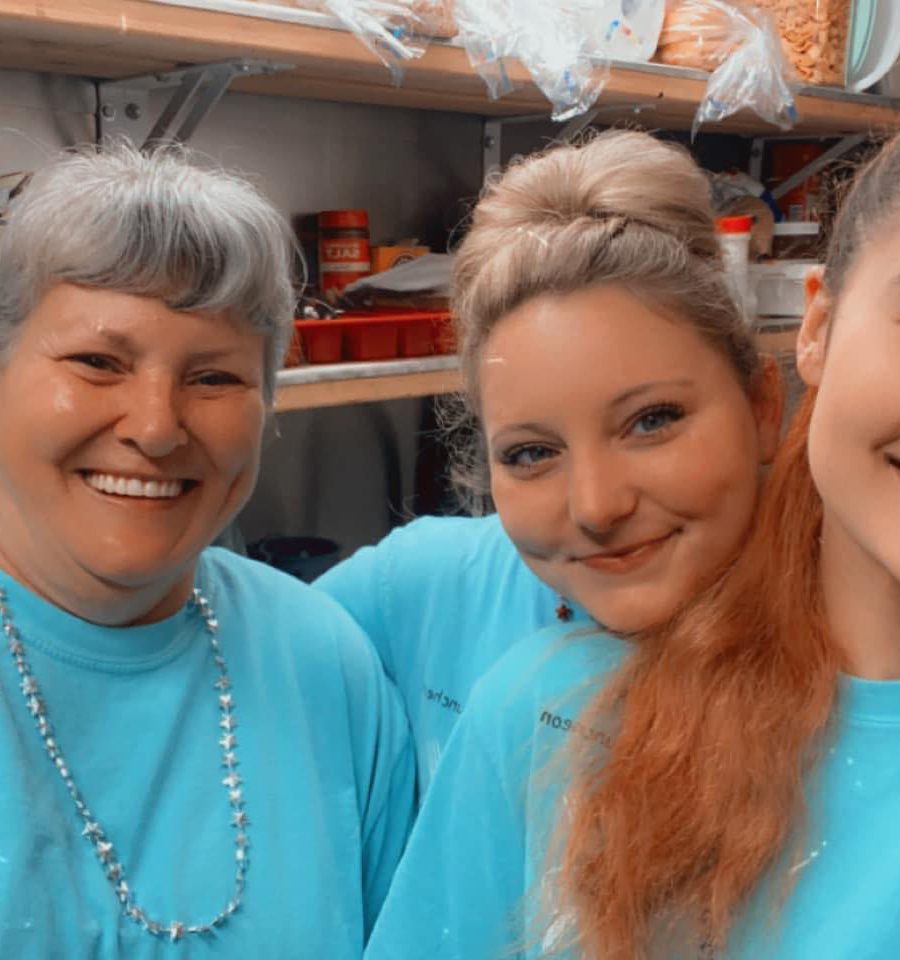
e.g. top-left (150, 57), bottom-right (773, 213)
top-left (0, 547), bottom-right (414, 959)
top-left (316, 514), bottom-right (588, 795)
top-left (366, 621), bottom-right (900, 960)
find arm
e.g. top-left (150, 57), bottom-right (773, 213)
top-left (333, 613), bottom-right (417, 939)
top-left (359, 672), bottom-right (417, 939)
top-left (364, 703), bottom-right (527, 960)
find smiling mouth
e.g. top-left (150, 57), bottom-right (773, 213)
top-left (80, 471), bottom-right (198, 500)
top-left (577, 533), bottom-right (676, 574)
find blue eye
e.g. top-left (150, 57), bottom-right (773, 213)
top-left (629, 403), bottom-right (685, 437)
top-left (499, 444), bottom-right (557, 470)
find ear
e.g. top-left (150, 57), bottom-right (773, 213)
top-left (751, 353), bottom-right (784, 465)
top-left (796, 265), bottom-right (831, 388)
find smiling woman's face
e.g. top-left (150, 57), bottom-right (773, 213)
top-left (480, 284), bottom-right (779, 633)
top-left (798, 219), bottom-right (900, 608)
top-left (0, 283), bottom-right (266, 623)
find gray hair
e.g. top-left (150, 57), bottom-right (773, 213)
top-left (445, 129), bottom-right (762, 511)
top-left (0, 141), bottom-right (295, 403)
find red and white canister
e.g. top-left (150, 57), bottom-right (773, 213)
top-left (318, 209), bottom-right (371, 294)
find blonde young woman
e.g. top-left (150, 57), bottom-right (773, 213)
top-left (318, 130), bottom-right (782, 801)
top-left (367, 134), bottom-right (900, 960)
top-left (361, 129), bottom-right (786, 959)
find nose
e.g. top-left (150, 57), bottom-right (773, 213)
top-left (113, 372), bottom-right (189, 459)
top-left (567, 447), bottom-right (638, 535)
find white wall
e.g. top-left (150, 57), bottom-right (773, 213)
top-left (0, 69), bottom-right (484, 560)
top-left (0, 71), bottom-right (95, 165)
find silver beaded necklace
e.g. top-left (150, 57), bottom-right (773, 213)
top-left (1, 584), bottom-right (249, 942)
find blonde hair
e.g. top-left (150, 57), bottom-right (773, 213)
top-left (447, 130), bottom-right (762, 504)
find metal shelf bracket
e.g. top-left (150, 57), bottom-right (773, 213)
top-left (481, 97), bottom-right (660, 182)
top-left (748, 133), bottom-right (867, 195)
top-left (96, 58), bottom-right (293, 148)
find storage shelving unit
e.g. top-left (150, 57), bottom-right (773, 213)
top-left (3, 0), bottom-right (897, 408)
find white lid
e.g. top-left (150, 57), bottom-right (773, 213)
top-left (773, 222), bottom-right (820, 236)
top-left (750, 259), bottom-right (821, 279)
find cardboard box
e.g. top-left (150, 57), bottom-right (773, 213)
top-left (370, 245), bottom-right (430, 274)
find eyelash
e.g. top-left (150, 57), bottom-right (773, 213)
top-left (190, 371), bottom-right (243, 387)
top-left (69, 353), bottom-right (121, 373)
top-left (625, 402), bottom-right (685, 439)
top-left (498, 443), bottom-right (558, 471)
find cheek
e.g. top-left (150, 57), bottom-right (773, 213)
top-left (197, 403), bottom-right (264, 476)
top-left (657, 439), bottom-right (756, 514)
top-left (491, 471), bottom-right (562, 551)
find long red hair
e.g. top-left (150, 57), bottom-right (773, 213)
top-left (558, 390), bottom-right (842, 957)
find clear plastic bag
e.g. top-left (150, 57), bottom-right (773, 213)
top-left (656, 1), bottom-right (797, 134)
top-left (314, 0), bottom-right (429, 80)
top-left (453, 0), bottom-right (665, 121)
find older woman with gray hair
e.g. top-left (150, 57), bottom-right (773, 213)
top-left (0, 143), bottom-right (413, 957)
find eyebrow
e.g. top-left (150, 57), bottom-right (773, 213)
top-left (608, 378), bottom-right (694, 409)
top-left (93, 331), bottom-right (244, 365)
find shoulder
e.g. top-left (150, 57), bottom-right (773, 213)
top-left (200, 547), bottom-right (385, 680)
top-left (369, 513), bottom-right (518, 565)
top-left (314, 512), bottom-right (540, 638)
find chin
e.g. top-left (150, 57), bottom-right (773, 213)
top-left (583, 597), bottom-right (675, 636)
top-left (82, 552), bottom-right (195, 591)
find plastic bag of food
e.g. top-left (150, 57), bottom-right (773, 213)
top-left (409, 0), bottom-right (457, 38)
top-left (453, 0), bottom-right (665, 120)
top-left (753, 0), bottom-right (852, 87)
top-left (656, 1), bottom-right (796, 134)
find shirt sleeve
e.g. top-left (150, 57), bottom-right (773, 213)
top-left (330, 609), bottom-right (416, 941)
top-left (364, 705), bottom-right (527, 960)
top-left (360, 674), bottom-right (417, 940)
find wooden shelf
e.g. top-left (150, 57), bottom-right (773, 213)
top-left (274, 356), bottom-right (462, 411)
top-left (1, 0), bottom-right (899, 135)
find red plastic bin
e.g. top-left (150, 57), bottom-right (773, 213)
top-left (287, 309), bottom-right (452, 365)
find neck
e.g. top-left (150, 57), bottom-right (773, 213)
top-left (820, 509), bottom-right (900, 680)
top-left (0, 529), bottom-right (194, 627)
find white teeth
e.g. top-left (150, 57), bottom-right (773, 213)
top-left (83, 472), bottom-right (185, 499)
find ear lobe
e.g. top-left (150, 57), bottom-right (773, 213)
top-left (796, 267), bottom-right (830, 388)
top-left (753, 354), bottom-right (784, 465)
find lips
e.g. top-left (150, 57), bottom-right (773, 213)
top-left (577, 532), bottom-right (675, 575)
top-left (81, 471), bottom-right (194, 500)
